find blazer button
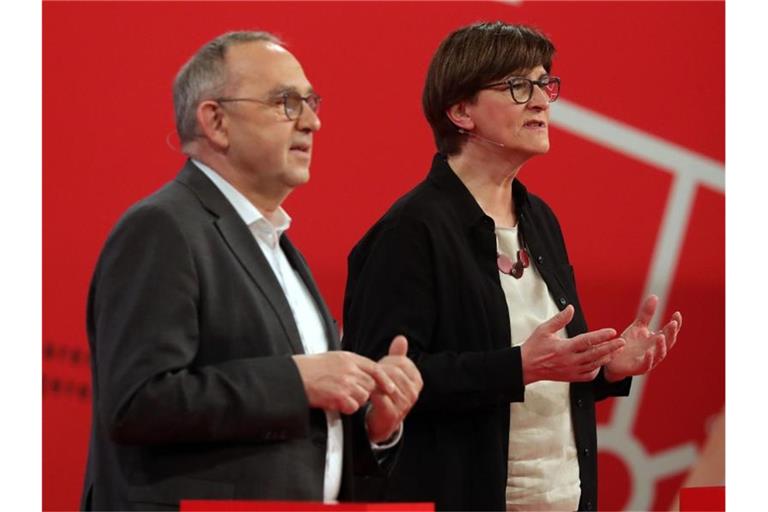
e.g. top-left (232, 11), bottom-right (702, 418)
top-left (586, 501), bottom-right (593, 510)
top-left (576, 399), bottom-right (584, 408)
top-left (559, 297), bottom-right (567, 306)
top-left (537, 255), bottom-right (544, 264)
top-left (583, 447), bottom-right (591, 456)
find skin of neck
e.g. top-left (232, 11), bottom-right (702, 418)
top-left (447, 141), bottom-right (532, 228)
top-left (184, 141), bottom-right (290, 224)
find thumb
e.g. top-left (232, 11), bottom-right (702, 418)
top-left (542, 304), bottom-right (574, 334)
top-left (388, 335), bottom-right (408, 357)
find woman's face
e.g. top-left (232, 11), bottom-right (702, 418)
top-left (466, 65), bottom-right (553, 160)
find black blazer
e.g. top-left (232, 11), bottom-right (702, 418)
top-left (343, 154), bottom-right (631, 511)
top-left (81, 161), bottom-right (383, 511)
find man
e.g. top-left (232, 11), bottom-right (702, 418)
top-left (80, 31), bottom-right (422, 511)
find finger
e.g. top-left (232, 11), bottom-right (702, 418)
top-left (381, 356), bottom-right (422, 387)
top-left (388, 335), bottom-right (408, 357)
top-left (578, 347), bottom-right (624, 376)
top-left (344, 351), bottom-right (380, 373)
top-left (369, 364), bottom-right (396, 394)
top-left (396, 373), bottom-right (423, 409)
top-left (654, 334), bottom-right (667, 365)
top-left (673, 311), bottom-right (683, 330)
top-left (369, 392), bottom-right (398, 420)
top-left (570, 328), bottom-right (618, 352)
top-left (346, 364), bottom-right (377, 394)
top-left (662, 320), bottom-right (679, 350)
top-left (593, 351), bottom-right (619, 370)
top-left (576, 366), bottom-right (601, 382)
top-left (345, 352), bottom-right (395, 393)
top-left (539, 305), bottom-right (575, 334)
top-left (380, 365), bottom-right (418, 406)
top-left (338, 394), bottom-right (362, 415)
top-left (574, 338), bottom-right (625, 365)
top-left (350, 382), bottom-right (373, 408)
top-left (635, 295), bottom-right (658, 327)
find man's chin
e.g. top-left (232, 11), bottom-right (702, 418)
top-left (286, 167), bottom-right (311, 187)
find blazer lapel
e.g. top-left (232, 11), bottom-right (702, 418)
top-left (280, 235), bottom-right (340, 350)
top-left (175, 161), bottom-right (305, 355)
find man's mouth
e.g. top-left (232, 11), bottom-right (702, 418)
top-left (290, 143), bottom-right (311, 153)
top-left (523, 120), bottom-right (547, 129)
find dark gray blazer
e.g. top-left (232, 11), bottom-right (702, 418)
top-left (81, 161), bottom-right (383, 511)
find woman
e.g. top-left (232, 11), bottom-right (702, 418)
top-left (342, 22), bottom-right (682, 511)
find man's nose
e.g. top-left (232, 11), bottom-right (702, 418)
top-left (297, 101), bottom-right (321, 132)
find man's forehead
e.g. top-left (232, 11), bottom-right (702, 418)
top-left (225, 41), bottom-right (311, 92)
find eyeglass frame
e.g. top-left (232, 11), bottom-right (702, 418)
top-left (480, 75), bottom-right (561, 104)
top-left (214, 91), bottom-right (322, 121)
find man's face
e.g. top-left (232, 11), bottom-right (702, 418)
top-left (220, 41), bottom-right (320, 195)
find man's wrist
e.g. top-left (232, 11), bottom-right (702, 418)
top-left (369, 422), bottom-right (403, 450)
top-left (364, 403), bottom-right (403, 448)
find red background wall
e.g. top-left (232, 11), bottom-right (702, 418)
top-left (43, 2), bottom-right (724, 510)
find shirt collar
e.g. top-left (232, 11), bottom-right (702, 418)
top-left (426, 153), bottom-right (532, 229)
top-left (191, 159), bottom-right (292, 238)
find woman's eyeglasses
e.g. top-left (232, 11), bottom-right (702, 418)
top-left (482, 76), bottom-right (560, 104)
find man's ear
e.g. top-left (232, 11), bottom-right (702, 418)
top-left (446, 101), bottom-right (475, 132)
top-left (196, 100), bottom-right (229, 149)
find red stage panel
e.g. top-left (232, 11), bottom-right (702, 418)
top-left (43, 2), bottom-right (724, 510)
top-left (181, 500), bottom-right (433, 511)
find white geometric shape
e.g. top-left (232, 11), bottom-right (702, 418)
top-left (551, 99), bottom-right (724, 192)
top-left (598, 426), bottom-right (698, 511)
top-left (551, 98), bottom-right (723, 510)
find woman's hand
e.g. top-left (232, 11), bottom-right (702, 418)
top-left (604, 295), bottom-right (682, 382)
top-left (521, 305), bottom-right (626, 384)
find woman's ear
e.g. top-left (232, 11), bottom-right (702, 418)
top-left (446, 101), bottom-right (475, 132)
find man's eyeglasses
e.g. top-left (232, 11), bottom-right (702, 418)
top-left (482, 76), bottom-right (561, 104)
top-left (215, 91), bottom-right (322, 121)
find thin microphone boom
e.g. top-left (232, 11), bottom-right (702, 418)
top-left (458, 128), bottom-right (505, 148)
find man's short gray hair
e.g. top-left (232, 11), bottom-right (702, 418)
top-left (173, 31), bottom-right (283, 145)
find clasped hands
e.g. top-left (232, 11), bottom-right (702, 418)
top-left (293, 336), bottom-right (423, 443)
top-left (521, 295), bottom-right (681, 385)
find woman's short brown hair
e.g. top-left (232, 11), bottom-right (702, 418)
top-left (422, 21), bottom-right (556, 156)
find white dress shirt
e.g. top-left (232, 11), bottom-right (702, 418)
top-left (193, 160), bottom-right (343, 503)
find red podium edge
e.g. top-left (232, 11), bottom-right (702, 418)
top-left (180, 500), bottom-right (434, 511)
top-left (679, 486), bottom-right (725, 511)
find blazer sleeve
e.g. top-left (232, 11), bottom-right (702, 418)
top-left (592, 369), bottom-right (632, 401)
top-left (343, 217), bottom-right (525, 415)
top-left (89, 203), bottom-right (311, 445)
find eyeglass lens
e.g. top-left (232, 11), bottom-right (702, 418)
top-left (284, 93), bottom-right (321, 120)
top-left (510, 78), bottom-right (559, 103)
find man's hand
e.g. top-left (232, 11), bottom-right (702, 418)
top-left (604, 294), bottom-right (682, 382)
top-left (521, 305), bottom-right (626, 385)
top-left (366, 336), bottom-right (423, 444)
top-left (292, 351), bottom-right (395, 415)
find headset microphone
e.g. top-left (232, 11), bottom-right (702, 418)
top-left (457, 128), bottom-right (505, 148)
